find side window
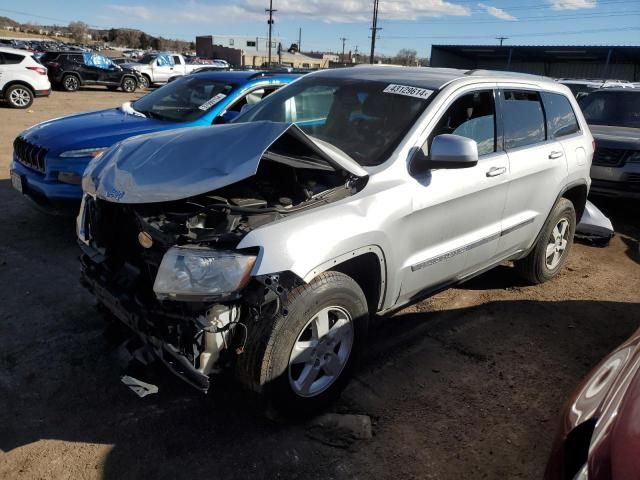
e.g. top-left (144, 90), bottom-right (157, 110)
top-left (228, 86), bottom-right (280, 113)
top-left (172, 55), bottom-right (181, 65)
top-left (0, 53), bottom-right (5, 65)
top-left (541, 92), bottom-right (580, 138)
top-left (71, 55), bottom-right (84, 63)
top-left (502, 90), bottom-right (546, 149)
top-left (3, 52), bottom-right (24, 64)
top-left (430, 90), bottom-right (496, 156)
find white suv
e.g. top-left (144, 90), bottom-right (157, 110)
top-left (0, 47), bottom-right (51, 108)
top-left (79, 67), bottom-right (593, 413)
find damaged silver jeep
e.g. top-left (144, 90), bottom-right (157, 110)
top-left (78, 66), bottom-right (593, 412)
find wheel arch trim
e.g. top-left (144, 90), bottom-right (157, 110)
top-left (302, 245), bottom-right (387, 311)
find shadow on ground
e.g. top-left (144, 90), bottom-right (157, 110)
top-left (1, 180), bottom-right (638, 479)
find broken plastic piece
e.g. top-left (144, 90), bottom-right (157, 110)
top-left (121, 375), bottom-right (159, 398)
top-left (576, 200), bottom-right (614, 246)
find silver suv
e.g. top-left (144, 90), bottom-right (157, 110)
top-left (78, 66), bottom-right (593, 413)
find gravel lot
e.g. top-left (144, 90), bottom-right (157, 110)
top-left (0, 88), bottom-right (639, 480)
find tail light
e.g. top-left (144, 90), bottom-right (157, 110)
top-left (26, 66), bottom-right (47, 75)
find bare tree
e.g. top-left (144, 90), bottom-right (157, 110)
top-left (68, 21), bottom-right (89, 43)
top-left (393, 48), bottom-right (418, 66)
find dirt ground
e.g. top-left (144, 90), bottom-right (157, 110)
top-left (0, 88), bottom-right (639, 480)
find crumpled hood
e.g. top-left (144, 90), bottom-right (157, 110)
top-left (86, 121), bottom-right (367, 204)
top-left (21, 108), bottom-right (170, 154)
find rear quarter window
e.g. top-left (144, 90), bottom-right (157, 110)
top-left (3, 52), bottom-right (25, 64)
top-left (501, 90), bottom-right (546, 150)
top-left (541, 92), bottom-right (580, 138)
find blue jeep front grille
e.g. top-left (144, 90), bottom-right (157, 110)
top-left (14, 136), bottom-right (48, 174)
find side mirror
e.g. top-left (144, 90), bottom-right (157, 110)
top-left (411, 134), bottom-right (478, 175)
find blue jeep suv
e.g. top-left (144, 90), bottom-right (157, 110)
top-left (10, 70), bottom-right (300, 212)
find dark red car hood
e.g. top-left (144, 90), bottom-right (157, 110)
top-left (546, 326), bottom-right (640, 480)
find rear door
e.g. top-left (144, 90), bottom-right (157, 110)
top-left (497, 88), bottom-right (568, 255)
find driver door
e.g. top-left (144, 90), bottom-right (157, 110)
top-left (398, 88), bottom-right (510, 301)
top-left (153, 57), bottom-right (174, 83)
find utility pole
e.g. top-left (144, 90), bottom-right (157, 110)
top-left (340, 37), bottom-right (347, 63)
top-left (266, 0), bottom-right (276, 67)
top-left (496, 36), bottom-right (508, 47)
top-left (298, 27), bottom-right (302, 53)
top-left (369, 0), bottom-right (381, 64)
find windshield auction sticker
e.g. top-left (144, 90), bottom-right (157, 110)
top-left (199, 93), bottom-right (227, 111)
top-left (383, 84), bottom-right (433, 100)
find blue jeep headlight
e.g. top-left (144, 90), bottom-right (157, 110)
top-left (60, 147), bottom-right (108, 158)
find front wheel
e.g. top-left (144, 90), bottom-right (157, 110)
top-left (61, 74), bottom-right (80, 92)
top-left (5, 84), bottom-right (33, 108)
top-left (138, 75), bottom-right (150, 89)
top-left (236, 271), bottom-right (369, 416)
top-left (515, 197), bottom-right (576, 284)
top-left (121, 77), bottom-right (137, 93)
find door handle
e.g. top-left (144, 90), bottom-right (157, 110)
top-left (486, 166), bottom-right (507, 177)
top-left (549, 151), bottom-right (564, 159)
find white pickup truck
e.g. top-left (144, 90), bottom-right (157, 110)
top-left (125, 53), bottom-right (200, 88)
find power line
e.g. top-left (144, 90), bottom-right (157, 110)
top-left (380, 26), bottom-right (640, 40)
top-left (383, 10), bottom-right (640, 25)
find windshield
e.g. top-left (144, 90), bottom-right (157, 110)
top-left (236, 76), bottom-right (433, 166)
top-left (132, 76), bottom-right (236, 122)
top-left (580, 91), bottom-right (640, 128)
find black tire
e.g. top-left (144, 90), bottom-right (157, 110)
top-left (61, 74), bottom-right (80, 92)
top-left (138, 75), bottom-right (150, 89)
top-left (236, 271), bottom-right (369, 416)
top-left (515, 197), bottom-right (576, 284)
top-left (121, 76), bottom-right (137, 93)
top-left (5, 84), bottom-right (33, 108)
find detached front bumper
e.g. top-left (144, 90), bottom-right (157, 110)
top-left (80, 247), bottom-right (213, 392)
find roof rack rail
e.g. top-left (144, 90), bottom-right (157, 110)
top-left (465, 69), bottom-right (550, 80)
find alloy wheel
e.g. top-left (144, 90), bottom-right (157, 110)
top-left (123, 78), bottom-right (135, 92)
top-left (288, 306), bottom-right (354, 397)
top-left (546, 218), bottom-right (570, 269)
top-left (64, 76), bottom-right (79, 91)
top-left (9, 88), bottom-right (31, 107)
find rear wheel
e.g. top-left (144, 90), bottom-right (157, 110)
top-left (62, 74), bottom-right (80, 92)
top-left (5, 84), bottom-right (33, 108)
top-left (515, 197), bottom-right (576, 284)
top-left (236, 271), bottom-right (369, 416)
top-left (121, 76), bottom-right (137, 93)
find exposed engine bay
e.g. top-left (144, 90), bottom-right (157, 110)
top-left (134, 159), bottom-right (357, 247)
top-left (78, 127), bottom-right (366, 393)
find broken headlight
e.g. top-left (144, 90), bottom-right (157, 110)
top-left (153, 247), bottom-right (256, 302)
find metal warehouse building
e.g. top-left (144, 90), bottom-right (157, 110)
top-left (430, 45), bottom-right (640, 81)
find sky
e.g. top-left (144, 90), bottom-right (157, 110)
top-left (1, 0), bottom-right (639, 57)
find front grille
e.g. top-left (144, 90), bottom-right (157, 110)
top-left (592, 147), bottom-right (627, 167)
top-left (13, 137), bottom-right (48, 173)
top-left (627, 173), bottom-right (640, 184)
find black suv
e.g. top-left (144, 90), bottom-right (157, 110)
top-left (40, 51), bottom-right (142, 93)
